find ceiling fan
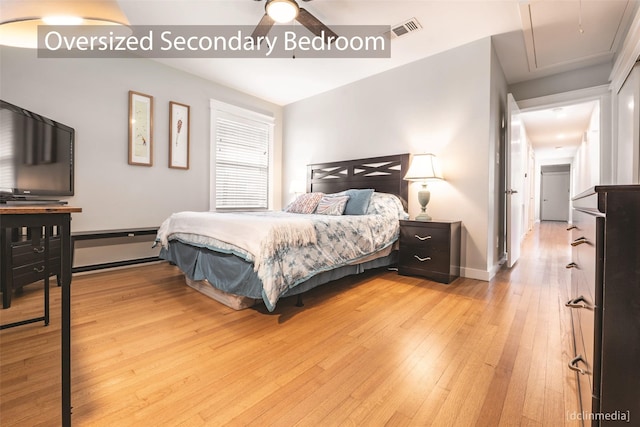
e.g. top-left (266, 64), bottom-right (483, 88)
top-left (251, 0), bottom-right (338, 43)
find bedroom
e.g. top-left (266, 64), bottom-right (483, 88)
top-left (1, 0), bottom-right (640, 425)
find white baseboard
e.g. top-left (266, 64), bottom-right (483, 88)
top-left (460, 267), bottom-right (492, 281)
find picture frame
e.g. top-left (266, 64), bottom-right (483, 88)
top-left (128, 90), bottom-right (153, 166)
top-left (169, 101), bottom-right (190, 169)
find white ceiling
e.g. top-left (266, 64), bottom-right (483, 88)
top-left (116, 0), bottom-right (639, 156)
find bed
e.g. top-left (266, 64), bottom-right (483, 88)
top-left (156, 153), bottom-right (410, 311)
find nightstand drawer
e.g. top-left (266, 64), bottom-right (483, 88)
top-left (398, 219), bottom-right (461, 284)
top-left (400, 226), bottom-right (449, 249)
top-left (399, 249), bottom-right (449, 273)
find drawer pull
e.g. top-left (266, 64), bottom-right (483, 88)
top-left (565, 262), bottom-right (578, 269)
top-left (33, 246), bottom-right (45, 254)
top-left (568, 355), bottom-right (588, 375)
top-left (414, 255), bottom-right (431, 262)
top-left (33, 266), bottom-right (45, 273)
top-left (571, 237), bottom-right (589, 246)
top-left (414, 235), bottom-right (432, 241)
top-left (566, 225), bottom-right (578, 231)
top-left (565, 295), bottom-right (594, 310)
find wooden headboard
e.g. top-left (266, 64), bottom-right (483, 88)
top-left (307, 153), bottom-right (410, 204)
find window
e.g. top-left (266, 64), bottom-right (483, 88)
top-left (210, 100), bottom-right (274, 210)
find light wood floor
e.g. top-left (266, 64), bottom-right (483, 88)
top-left (1, 222), bottom-right (580, 426)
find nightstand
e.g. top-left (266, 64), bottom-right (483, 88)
top-left (398, 219), bottom-right (461, 283)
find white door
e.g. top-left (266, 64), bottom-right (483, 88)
top-left (541, 171), bottom-right (570, 221)
top-left (506, 94), bottom-right (523, 268)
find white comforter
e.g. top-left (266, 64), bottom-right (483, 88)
top-left (157, 211), bottom-right (316, 270)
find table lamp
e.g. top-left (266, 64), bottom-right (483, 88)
top-left (403, 153), bottom-right (444, 221)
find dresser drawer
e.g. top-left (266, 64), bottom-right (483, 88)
top-left (570, 210), bottom-right (597, 305)
top-left (570, 306), bottom-right (594, 418)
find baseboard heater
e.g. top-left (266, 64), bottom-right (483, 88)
top-left (71, 227), bottom-right (159, 273)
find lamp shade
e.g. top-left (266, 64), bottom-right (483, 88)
top-left (403, 153), bottom-right (444, 181)
top-left (0, 0), bottom-right (129, 49)
top-left (266, 0), bottom-right (300, 23)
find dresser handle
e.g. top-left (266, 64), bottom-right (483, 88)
top-left (565, 295), bottom-right (594, 310)
top-left (414, 235), bottom-right (432, 241)
top-left (33, 246), bottom-right (45, 254)
top-left (566, 225), bottom-right (577, 231)
top-left (568, 355), bottom-right (588, 375)
top-left (571, 237), bottom-right (589, 246)
top-left (33, 266), bottom-right (45, 273)
top-left (565, 262), bottom-right (578, 269)
top-left (414, 255), bottom-right (431, 262)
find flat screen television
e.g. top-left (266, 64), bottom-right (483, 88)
top-left (0, 99), bottom-right (75, 202)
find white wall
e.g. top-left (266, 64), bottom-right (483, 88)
top-left (572, 102), bottom-right (601, 192)
top-left (283, 38), bottom-right (503, 280)
top-left (614, 63), bottom-right (640, 184)
top-left (1, 46), bottom-right (283, 233)
top-left (510, 62), bottom-right (612, 102)
top-left (1, 46), bottom-right (283, 268)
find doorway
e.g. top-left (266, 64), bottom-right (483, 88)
top-left (540, 165), bottom-right (570, 221)
top-left (516, 92), bottom-right (606, 225)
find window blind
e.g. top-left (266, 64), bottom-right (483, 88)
top-left (214, 110), bottom-right (270, 209)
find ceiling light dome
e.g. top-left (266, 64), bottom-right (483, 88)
top-left (266, 0), bottom-right (299, 24)
top-left (0, 0), bottom-right (129, 49)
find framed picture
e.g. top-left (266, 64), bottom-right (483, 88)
top-left (128, 90), bottom-right (153, 166)
top-left (169, 101), bottom-right (190, 169)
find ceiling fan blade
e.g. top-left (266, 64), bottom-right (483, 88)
top-left (251, 13), bottom-right (275, 42)
top-left (296, 8), bottom-right (338, 43)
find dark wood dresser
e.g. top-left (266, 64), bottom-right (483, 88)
top-left (568, 185), bottom-right (640, 426)
top-left (398, 219), bottom-right (461, 283)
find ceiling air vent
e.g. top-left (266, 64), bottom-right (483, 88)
top-left (386, 18), bottom-right (422, 40)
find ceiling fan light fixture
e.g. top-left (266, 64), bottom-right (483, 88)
top-left (266, 0), bottom-right (299, 24)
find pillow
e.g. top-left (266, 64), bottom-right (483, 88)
top-left (341, 188), bottom-right (375, 215)
top-left (315, 195), bottom-right (350, 215)
top-left (366, 192), bottom-right (409, 219)
top-left (285, 192), bottom-right (324, 214)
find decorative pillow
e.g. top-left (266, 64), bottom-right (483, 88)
top-left (285, 192), bottom-right (324, 214)
top-left (341, 188), bottom-right (375, 215)
top-left (315, 195), bottom-right (350, 215)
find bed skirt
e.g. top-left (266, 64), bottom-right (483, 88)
top-left (161, 241), bottom-right (397, 310)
